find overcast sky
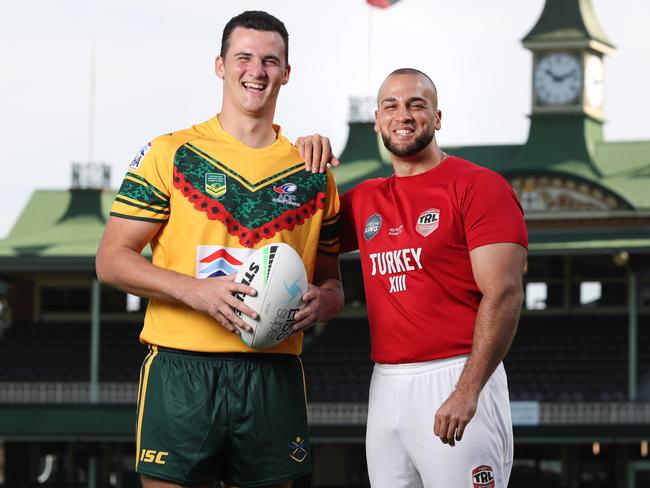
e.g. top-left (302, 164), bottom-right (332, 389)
top-left (1, 0), bottom-right (649, 238)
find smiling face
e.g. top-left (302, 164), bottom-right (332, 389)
top-left (216, 27), bottom-right (290, 119)
top-left (375, 73), bottom-right (441, 158)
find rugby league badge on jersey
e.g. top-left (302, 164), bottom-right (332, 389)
top-left (205, 173), bottom-right (227, 199)
top-left (416, 208), bottom-right (440, 236)
top-left (364, 214), bottom-right (382, 241)
top-left (195, 246), bottom-right (254, 278)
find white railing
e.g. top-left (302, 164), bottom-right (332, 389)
top-left (2, 383), bottom-right (650, 426)
top-left (0, 382), bottom-right (137, 404)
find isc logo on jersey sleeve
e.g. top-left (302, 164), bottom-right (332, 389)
top-left (416, 208), bottom-right (440, 236)
top-left (196, 246), bottom-right (254, 278)
top-left (129, 142), bottom-right (152, 170)
top-left (364, 214), bottom-right (382, 241)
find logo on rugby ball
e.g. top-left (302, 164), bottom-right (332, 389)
top-left (364, 214), bottom-right (382, 241)
top-left (260, 244), bottom-right (279, 286)
top-left (472, 465), bottom-right (495, 488)
top-left (416, 208), bottom-right (440, 236)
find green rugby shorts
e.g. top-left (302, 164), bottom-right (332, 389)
top-left (135, 345), bottom-right (311, 487)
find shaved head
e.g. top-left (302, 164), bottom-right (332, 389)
top-left (378, 68), bottom-right (438, 108)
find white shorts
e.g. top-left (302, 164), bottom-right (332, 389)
top-left (365, 355), bottom-right (513, 488)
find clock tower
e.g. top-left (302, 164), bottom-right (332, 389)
top-left (512, 0), bottom-right (615, 183)
top-left (525, 0), bottom-right (613, 120)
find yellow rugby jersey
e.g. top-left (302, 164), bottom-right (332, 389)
top-left (111, 116), bottom-right (340, 353)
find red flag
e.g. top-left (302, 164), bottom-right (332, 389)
top-left (367, 0), bottom-right (401, 8)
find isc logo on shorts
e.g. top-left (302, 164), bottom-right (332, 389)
top-left (140, 449), bottom-right (169, 465)
top-left (472, 464), bottom-right (495, 488)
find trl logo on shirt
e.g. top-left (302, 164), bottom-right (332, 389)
top-left (416, 208), bottom-right (440, 236)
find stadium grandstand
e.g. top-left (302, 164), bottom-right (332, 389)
top-left (1, 0), bottom-right (650, 486)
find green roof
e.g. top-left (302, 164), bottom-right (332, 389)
top-left (0, 189), bottom-right (114, 270)
top-left (0, 190), bottom-right (111, 256)
top-left (528, 226), bottom-right (650, 254)
top-left (522, 0), bottom-right (613, 49)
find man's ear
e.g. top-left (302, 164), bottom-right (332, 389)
top-left (281, 63), bottom-right (291, 85)
top-left (374, 110), bottom-right (380, 133)
top-left (215, 56), bottom-right (225, 80)
top-left (434, 109), bottom-right (442, 130)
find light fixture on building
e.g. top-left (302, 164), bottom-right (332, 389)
top-left (612, 251), bottom-right (629, 267)
top-left (642, 440), bottom-right (648, 458)
top-left (592, 442), bottom-right (600, 455)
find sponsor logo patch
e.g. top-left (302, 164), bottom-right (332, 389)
top-left (195, 246), bottom-right (253, 278)
top-left (472, 465), bottom-right (495, 488)
top-left (364, 214), bottom-right (382, 241)
top-left (130, 142), bottom-right (152, 170)
top-left (273, 182), bottom-right (297, 194)
top-left (388, 224), bottom-right (403, 236)
top-left (415, 208), bottom-right (440, 236)
top-left (288, 436), bottom-right (309, 463)
top-left (139, 448), bottom-right (169, 465)
top-left (205, 173), bottom-right (227, 199)
top-left (272, 192), bottom-right (300, 207)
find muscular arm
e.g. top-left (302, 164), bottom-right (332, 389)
top-left (434, 242), bottom-right (526, 445)
top-left (95, 216), bottom-right (258, 334)
top-left (291, 252), bottom-right (344, 332)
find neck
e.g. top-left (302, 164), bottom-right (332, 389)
top-left (391, 142), bottom-right (447, 177)
top-left (217, 105), bottom-right (278, 148)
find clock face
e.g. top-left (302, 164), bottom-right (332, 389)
top-left (533, 53), bottom-right (583, 106)
top-left (584, 54), bottom-right (604, 108)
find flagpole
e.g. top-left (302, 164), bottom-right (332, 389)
top-left (88, 35), bottom-right (96, 163)
top-left (366, 4), bottom-right (373, 97)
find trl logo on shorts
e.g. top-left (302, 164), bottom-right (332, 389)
top-left (472, 464), bottom-right (495, 488)
top-left (415, 208), bottom-right (440, 237)
top-left (288, 436), bottom-right (309, 463)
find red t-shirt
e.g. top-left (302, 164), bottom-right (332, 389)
top-left (340, 156), bottom-right (528, 364)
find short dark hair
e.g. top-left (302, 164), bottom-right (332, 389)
top-left (388, 68), bottom-right (436, 89)
top-left (220, 11), bottom-right (289, 64)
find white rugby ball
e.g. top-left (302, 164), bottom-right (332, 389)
top-left (233, 243), bottom-right (308, 349)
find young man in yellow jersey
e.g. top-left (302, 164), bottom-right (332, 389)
top-left (96, 11), bottom-right (343, 488)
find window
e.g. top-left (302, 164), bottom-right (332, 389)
top-left (580, 281), bottom-right (602, 306)
top-left (526, 282), bottom-right (548, 310)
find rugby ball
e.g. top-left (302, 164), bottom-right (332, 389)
top-left (233, 243), bottom-right (308, 349)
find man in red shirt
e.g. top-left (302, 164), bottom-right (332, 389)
top-left (340, 68), bottom-right (528, 488)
